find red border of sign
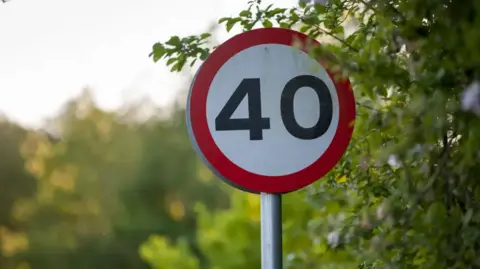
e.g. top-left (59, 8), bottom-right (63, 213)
top-left (189, 27), bottom-right (356, 193)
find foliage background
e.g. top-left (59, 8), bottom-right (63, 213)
top-left (1, 0), bottom-right (480, 268)
top-left (146, 0), bottom-right (480, 268)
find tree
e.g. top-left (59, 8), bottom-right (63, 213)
top-left (0, 119), bottom-right (36, 268)
top-left (147, 0), bottom-right (480, 268)
top-left (141, 186), bottom-right (359, 269)
top-left (10, 88), bottom-right (229, 269)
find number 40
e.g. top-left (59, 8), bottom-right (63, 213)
top-left (215, 75), bottom-right (333, 141)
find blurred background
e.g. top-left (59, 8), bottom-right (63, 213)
top-left (0, 0), bottom-right (301, 268)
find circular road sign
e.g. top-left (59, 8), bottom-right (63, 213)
top-left (186, 27), bottom-right (356, 194)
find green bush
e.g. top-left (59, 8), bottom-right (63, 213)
top-left (146, 0), bottom-right (480, 268)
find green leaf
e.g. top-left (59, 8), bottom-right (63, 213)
top-left (243, 20), bottom-right (255, 31)
top-left (226, 18), bottom-right (241, 32)
top-left (300, 25), bottom-right (311, 33)
top-left (289, 9), bottom-right (300, 22)
top-left (189, 58), bottom-right (197, 67)
top-left (307, 29), bottom-right (320, 38)
top-left (303, 16), bottom-right (319, 25)
top-left (170, 62), bottom-right (181, 72)
top-left (262, 20), bottom-right (273, 28)
top-left (239, 10), bottom-right (252, 17)
top-left (378, 87), bottom-right (388, 97)
top-left (314, 3), bottom-right (327, 13)
top-left (151, 43), bottom-right (166, 62)
top-left (346, 33), bottom-right (357, 44)
top-left (218, 17), bottom-right (230, 24)
top-left (166, 57), bottom-right (177, 66)
top-left (165, 36), bottom-right (181, 47)
top-left (177, 59), bottom-right (186, 71)
top-left (267, 8), bottom-right (287, 17)
top-left (199, 33), bottom-right (211, 40)
top-left (331, 25), bottom-right (344, 34)
top-left (200, 51), bottom-right (209, 61)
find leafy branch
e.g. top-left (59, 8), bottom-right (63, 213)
top-left (149, 34), bottom-right (212, 72)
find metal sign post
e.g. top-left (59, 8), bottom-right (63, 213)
top-left (261, 193), bottom-right (282, 269)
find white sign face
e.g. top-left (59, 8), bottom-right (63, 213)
top-left (205, 44), bottom-right (340, 177)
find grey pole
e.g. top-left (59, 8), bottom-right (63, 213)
top-left (261, 193), bottom-right (282, 269)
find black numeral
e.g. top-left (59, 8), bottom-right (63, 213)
top-left (280, 75), bottom-right (332, 140)
top-left (215, 78), bottom-right (271, 140)
top-left (214, 76), bottom-right (333, 141)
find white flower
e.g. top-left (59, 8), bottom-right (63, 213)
top-left (461, 81), bottom-right (480, 116)
top-left (327, 231), bottom-right (340, 248)
top-left (286, 253), bottom-right (296, 262)
top-left (388, 155), bottom-right (401, 168)
top-left (376, 204), bottom-right (386, 220)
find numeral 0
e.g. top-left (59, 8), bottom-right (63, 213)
top-left (215, 75), bottom-right (333, 141)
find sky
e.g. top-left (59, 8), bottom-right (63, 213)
top-left (0, 0), bottom-right (296, 128)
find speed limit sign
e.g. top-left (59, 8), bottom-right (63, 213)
top-left (186, 27), bottom-right (356, 194)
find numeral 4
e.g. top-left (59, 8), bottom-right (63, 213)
top-left (215, 78), bottom-right (270, 140)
